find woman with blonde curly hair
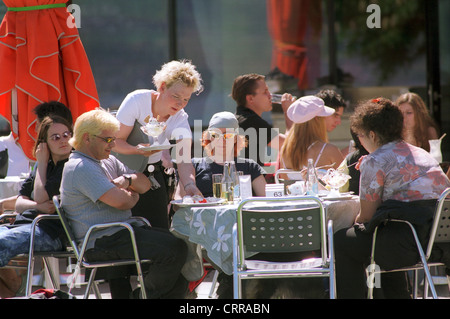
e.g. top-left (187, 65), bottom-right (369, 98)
top-left (395, 92), bottom-right (439, 152)
top-left (113, 60), bottom-right (203, 229)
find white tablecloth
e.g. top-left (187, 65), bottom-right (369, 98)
top-left (0, 176), bottom-right (25, 199)
top-left (170, 196), bottom-right (360, 281)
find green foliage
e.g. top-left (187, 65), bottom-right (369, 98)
top-left (335, 0), bottom-right (426, 84)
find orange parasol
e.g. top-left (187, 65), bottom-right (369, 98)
top-left (267, 0), bottom-right (322, 90)
top-left (0, 0), bottom-right (100, 160)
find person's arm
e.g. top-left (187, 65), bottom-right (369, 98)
top-left (428, 126), bottom-right (439, 140)
top-left (355, 156), bottom-right (383, 224)
top-left (0, 196), bottom-right (17, 213)
top-left (33, 142), bottom-right (50, 203)
top-left (281, 93), bottom-right (295, 131)
top-left (113, 172), bottom-right (151, 194)
top-left (355, 199), bottom-right (381, 224)
top-left (98, 187), bottom-right (140, 211)
top-left (178, 162), bottom-right (202, 196)
top-left (268, 133), bottom-right (285, 151)
top-left (173, 137), bottom-right (202, 196)
top-left (251, 175), bottom-right (267, 196)
top-left (15, 195), bottom-right (55, 214)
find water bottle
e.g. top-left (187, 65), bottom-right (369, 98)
top-left (229, 161), bottom-right (240, 202)
top-left (221, 162), bottom-right (234, 203)
top-left (306, 158), bottom-right (319, 196)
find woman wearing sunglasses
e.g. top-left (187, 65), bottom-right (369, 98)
top-left (177, 111), bottom-right (266, 199)
top-left (0, 115), bottom-right (72, 297)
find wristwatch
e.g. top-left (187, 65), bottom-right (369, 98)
top-left (123, 174), bottom-right (132, 187)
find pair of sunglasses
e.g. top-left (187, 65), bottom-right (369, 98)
top-left (94, 135), bottom-right (116, 144)
top-left (208, 131), bottom-right (236, 140)
top-left (49, 131), bottom-right (72, 141)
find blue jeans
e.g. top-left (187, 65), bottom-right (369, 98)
top-left (0, 224), bottom-right (62, 267)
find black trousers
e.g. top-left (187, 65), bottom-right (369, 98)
top-left (334, 222), bottom-right (419, 299)
top-left (132, 166), bottom-right (169, 229)
top-left (86, 225), bottom-right (188, 299)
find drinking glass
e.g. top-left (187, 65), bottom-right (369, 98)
top-left (212, 174), bottom-right (223, 198)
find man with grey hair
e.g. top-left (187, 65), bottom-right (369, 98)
top-left (60, 109), bottom-right (188, 299)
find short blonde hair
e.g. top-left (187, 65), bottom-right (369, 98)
top-left (152, 59), bottom-right (203, 94)
top-left (70, 109), bottom-right (120, 149)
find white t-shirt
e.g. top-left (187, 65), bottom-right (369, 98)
top-left (116, 89), bottom-right (192, 164)
top-left (0, 133), bottom-right (30, 176)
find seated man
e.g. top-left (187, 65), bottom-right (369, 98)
top-left (60, 109), bottom-right (188, 299)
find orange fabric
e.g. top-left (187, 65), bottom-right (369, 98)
top-left (0, 0), bottom-right (99, 160)
top-left (266, 0), bottom-right (321, 90)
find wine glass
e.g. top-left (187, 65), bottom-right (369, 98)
top-left (322, 168), bottom-right (351, 197)
top-left (140, 117), bottom-right (167, 137)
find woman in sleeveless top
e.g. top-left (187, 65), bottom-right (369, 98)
top-left (278, 96), bottom-right (344, 179)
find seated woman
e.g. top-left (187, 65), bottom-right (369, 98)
top-left (278, 95), bottom-right (344, 181)
top-left (395, 92), bottom-right (439, 152)
top-left (0, 115), bottom-right (72, 298)
top-left (334, 98), bottom-right (450, 299)
top-left (176, 111), bottom-right (266, 199)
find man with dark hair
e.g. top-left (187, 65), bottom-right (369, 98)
top-left (33, 101), bottom-right (73, 128)
top-left (315, 89), bottom-right (346, 133)
top-left (316, 90), bottom-right (346, 133)
top-left (232, 73), bottom-right (293, 169)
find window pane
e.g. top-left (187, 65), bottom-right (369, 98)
top-left (335, 0), bottom-right (427, 87)
top-left (75, 0), bottom-right (169, 108)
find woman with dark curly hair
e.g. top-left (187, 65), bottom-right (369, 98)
top-left (334, 98), bottom-right (450, 299)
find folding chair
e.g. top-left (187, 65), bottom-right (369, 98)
top-left (232, 196), bottom-right (335, 299)
top-left (274, 169), bottom-right (303, 184)
top-left (5, 214), bottom-right (75, 296)
top-left (52, 196), bottom-right (152, 299)
top-left (367, 187), bottom-right (450, 299)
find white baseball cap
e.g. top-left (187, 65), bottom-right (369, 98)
top-left (208, 111), bottom-right (239, 131)
top-left (287, 96), bottom-right (335, 124)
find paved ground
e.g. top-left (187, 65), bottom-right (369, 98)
top-left (26, 258), bottom-right (450, 299)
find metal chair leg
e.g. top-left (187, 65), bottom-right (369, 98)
top-left (208, 270), bottom-right (219, 298)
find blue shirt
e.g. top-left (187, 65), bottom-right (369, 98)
top-left (192, 157), bottom-right (265, 198)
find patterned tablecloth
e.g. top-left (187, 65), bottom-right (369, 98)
top-left (170, 196), bottom-right (360, 281)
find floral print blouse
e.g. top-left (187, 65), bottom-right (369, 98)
top-left (359, 140), bottom-right (450, 202)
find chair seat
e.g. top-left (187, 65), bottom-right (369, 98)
top-left (244, 258), bottom-right (325, 271)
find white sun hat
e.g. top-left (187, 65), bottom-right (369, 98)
top-left (287, 95), bottom-right (335, 124)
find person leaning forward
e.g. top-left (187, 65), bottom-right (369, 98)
top-left (60, 109), bottom-right (188, 299)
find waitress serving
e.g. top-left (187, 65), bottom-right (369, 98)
top-left (113, 60), bottom-right (203, 229)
